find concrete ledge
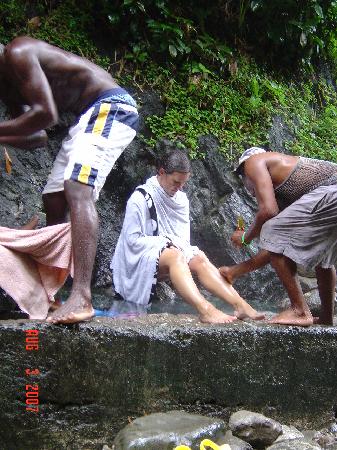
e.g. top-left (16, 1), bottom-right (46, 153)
top-left (1, 315), bottom-right (336, 449)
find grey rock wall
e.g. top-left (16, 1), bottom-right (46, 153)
top-left (1, 316), bottom-right (337, 449)
top-left (0, 91), bottom-right (285, 309)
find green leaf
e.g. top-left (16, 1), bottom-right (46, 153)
top-left (169, 44), bottom-right (177, 57)
top-left (314, 4), bottom-right (324, 19)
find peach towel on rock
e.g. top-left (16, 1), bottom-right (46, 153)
top-left (0, 223), bottom-right (73, 319)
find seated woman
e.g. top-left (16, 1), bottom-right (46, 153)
top-left (111, 149), bottom-right (265, 324)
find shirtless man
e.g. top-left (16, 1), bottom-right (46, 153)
top-left (220, 147), bottom-right (337, 326)
top-left (0, 36), bottom-right (138, 324)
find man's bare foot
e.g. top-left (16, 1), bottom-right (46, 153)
top-left (234, 300), bottom-right (265, 321)
top-left (20, 215), bottom-right (39, 230)
top-left (46, 294), bottom-right (94, 324)
top-left (199, 303), bottom-right (237, 324)
top-left (48, 298), bottom-right (63, 312)
top-left (219, 266), bottom-right (236, 284)
top-left (269, 308), bottom-right (313, 326)
top-left (313, 316), bottom-right (333, 325)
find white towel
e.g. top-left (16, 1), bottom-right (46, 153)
top-left (111, 176), bottom-right (199, 305)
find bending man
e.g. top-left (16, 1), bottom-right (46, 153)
top-left (221, 147), bottom-right (337, 326)
top-left (0, 37), bottom-right (138, 323)
top-left (111, 149), bottom-right (264, 324)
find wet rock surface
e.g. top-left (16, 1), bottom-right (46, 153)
top-left (113, 411), bottom-right (225, 450)
top-left (220, 430), bottom-right (254, 449)
top-left (229, 411), bottom-right (282, 448)
top-left (266, 440), bottom-right (322, 449)
top-left (1, 316), bottom-right (337, 449)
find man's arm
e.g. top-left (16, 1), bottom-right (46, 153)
top-left (0, 131), bottom-right (47, 149)
top-left (234, 157), bottom-right (279, 245)
top-left (0, 38), bottom-right (58, 140)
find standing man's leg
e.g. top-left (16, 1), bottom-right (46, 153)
top-left (42, 191), bottom-right (68, 225)
top-left (47, 180), bottom-right (97, 323)
top-left (159, 247), bottom-right (237, 324)
top-left (269, 252), bottom-right (313, 326)
top-left (315, 266), bottom-right (335, 325)
top-left (189, 252), bottom-right (265, 320)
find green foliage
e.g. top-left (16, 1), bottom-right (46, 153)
top-left (95, 0), bottom-right (233, 74)
top-left (0, 0), bottom-right (335, 165)
top-left (245, 0), bottom-right (337, 69)
top-left (284, 82), bottom-right (337, 161)
top-left (0, 0), bottom-right (27, 42)
top-left (136, 60), bottom-right (337, 163)
top-left (93, 0), bottom-right (337, 74)
top-left (139, 61), bottom-right (276, 159)
top-left (0, 0), bottom-right (109, 67)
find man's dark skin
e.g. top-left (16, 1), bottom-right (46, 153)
top-left (219, 151), bottom-right (335, 326)
top-left (0, 36), bottom-right (121, 324)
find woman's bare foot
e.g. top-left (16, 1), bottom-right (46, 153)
top-left (20, 215), bottom-right (39, 230)
top-left (234, 300), bottom-right (265, 320)
top-left (269, 308), bottom-right (313, 326)
top-left (199, 303), bottom-right (237, 324)
top-left (219, 266), bottom-right (236, 284)
top-left (46, 294), bottom-right (94, 324)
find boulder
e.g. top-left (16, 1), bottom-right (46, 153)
top-left (219, 430), bottom-right (253, 450)
top-left (266, 440), bottom-right (322, 449)
top-left (229, 410), bottom-right (282, 448)
top-left (113, 411), bottom-right (225, 450)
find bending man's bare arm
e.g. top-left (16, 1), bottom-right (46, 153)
top-left (241, 157), bottom-right (279, 243)
top-left (0, 39), bottom-right (58, 140)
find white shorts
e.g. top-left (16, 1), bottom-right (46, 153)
top-left (43, 93), bottom-right (138, 201)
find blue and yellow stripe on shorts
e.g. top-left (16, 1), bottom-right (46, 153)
top-left (70, 163), bottom-right (98, 187)
top-left (85, 102), bottom-right (138, 136)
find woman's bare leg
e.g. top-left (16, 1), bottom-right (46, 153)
top-left (159, 248), bottom-right (236, 324)
top-left (189, 252), bottom-right (265, 320)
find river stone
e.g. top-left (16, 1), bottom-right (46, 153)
top-left (313, 431), bottom-right (337, 448)
top-left (274, 425), bottom-right (304, 443)
top-left (266, 439), bottom-right (322, 449)
top-left (113, 411), bottom-right (225, 450)
top-left (229, 410), bottom-right (282, 448)
top-left (219, 430), bottom-right (253, 449)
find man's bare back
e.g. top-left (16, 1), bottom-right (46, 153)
top-left (0, 36), bottom-right (119, 147)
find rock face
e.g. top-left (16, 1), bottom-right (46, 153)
top-left (113, 411), bottom-right (225, 450)
top-left (1, 316), bottom-right (337, 449)
top-left (0, 92), bottom-right (285, 310)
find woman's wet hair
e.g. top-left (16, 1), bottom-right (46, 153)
top-left (157, 149), bottom-right (191, 174)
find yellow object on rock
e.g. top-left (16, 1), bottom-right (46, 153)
top-left (174, 439), bottom-right (231, 450)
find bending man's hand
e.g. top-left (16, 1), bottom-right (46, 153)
top-left (231, 229), bottom-right (245, 248)
top-left (0, 129), bottom-right (48, 149)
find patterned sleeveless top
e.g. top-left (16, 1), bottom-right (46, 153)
top-left (274, 157), bottom-right (337, 210)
